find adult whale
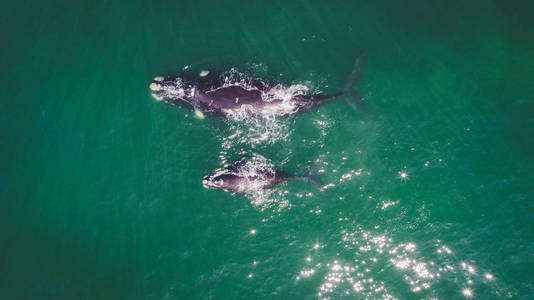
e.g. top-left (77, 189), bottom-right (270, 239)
top-left (149, 56), bottom-right (365, 119)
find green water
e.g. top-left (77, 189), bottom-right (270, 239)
top-left (2, 1), bottom-right (534, 299)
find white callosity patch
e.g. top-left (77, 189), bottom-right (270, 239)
top-left (150, 76), bottom-right (195, 101)
top-left (150, 85), bottom-right (164, 101)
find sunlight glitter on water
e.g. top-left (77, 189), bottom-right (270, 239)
top-left (462, 287), bottom-right (474, 298)
top-left (295, 224), bottom-right (497, 299)
top-left (221, 116), bottom-right (291, 149)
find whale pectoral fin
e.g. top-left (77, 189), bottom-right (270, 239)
top-left (194, 109), bottom-right (205, 119)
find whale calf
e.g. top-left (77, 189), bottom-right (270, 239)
top-left (202, 158), bottom-right (292, 194)
top-left (150, 56), bottom-right (365, 119)
top-left (202, 157), bottom-right (319, 194)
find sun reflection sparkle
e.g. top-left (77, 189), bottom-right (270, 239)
top-left (462, 288), bottom-right (474, 298)
top-left (296, 225), bottom-right (496, 299)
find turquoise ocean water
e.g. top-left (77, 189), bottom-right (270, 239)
top-left (1, 1), bottom-right (534, 299)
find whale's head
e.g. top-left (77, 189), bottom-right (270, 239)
top-left (202, 172), bottom-right (242, 193)
top-left (149, 75), bottom-right (197, 108)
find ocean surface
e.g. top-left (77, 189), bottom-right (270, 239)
top-left (1, 1), bottom-right (534, 299)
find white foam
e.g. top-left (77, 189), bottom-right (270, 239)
top-left (261, 83), bottom-right (309, 103)
top-left (213, 154), bottom-right (277, 195)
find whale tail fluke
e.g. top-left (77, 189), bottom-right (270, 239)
top-left (307, 174), bottom-right (324, 191)
top-left (343, 53), bottom-right (367, 111)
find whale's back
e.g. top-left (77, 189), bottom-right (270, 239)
top-left (201, 86), bottom-right (265, 110)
